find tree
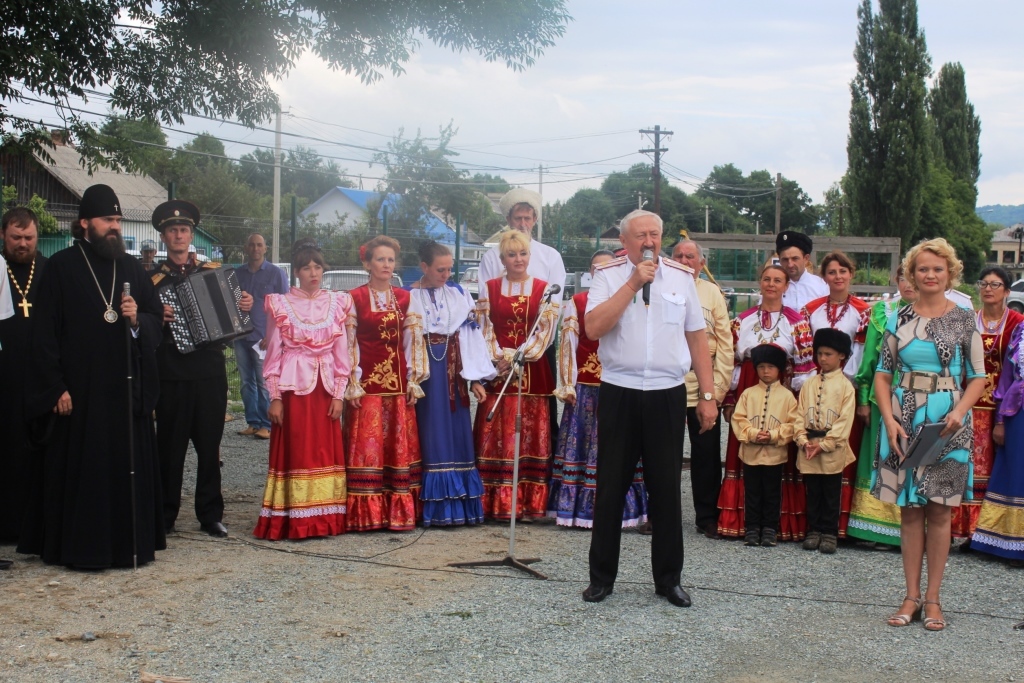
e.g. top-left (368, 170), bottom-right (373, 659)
top-left (1, 1), bottom-right (571, 167)
top-left (697, 165), bottom-right (816, 234)
top-left (553, 188), bottom-right (616, 239)
top-left (846, 0), bottom-right (932, 243)
top-left (469, 173), bottom-right (512, 194)
top-left (96, 116), bottom-right (173, 181)
top-left (917, 163), bottom-right (990, 281)
top-left (929, 62), bottom-right (982, 185)
top-left (815, 181), bottom-right (849, 236)
top-left (238, 145), bottom-right (352, 211)
top-left (2, 186), bottom-right (61, 234)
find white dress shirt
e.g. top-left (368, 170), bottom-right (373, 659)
top-left (479, 234), bottom-right (567, 299)
top-left (586, 257), bottom-right (705, 391)
top-left (0, 254), bottom-right (13, 321)
top-left (782, 271), bottom-right (829, 311)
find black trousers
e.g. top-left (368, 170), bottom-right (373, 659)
top-left (156, 376), bottom-right (227, 529)
top-left (804, 473), bottom-right (842, 535)
top-left (687, 406), bottom-right (722, 531)
top-left (589, 382), bottom-right (686, 589)
top-left (743, 463), bottom-right (783, 533)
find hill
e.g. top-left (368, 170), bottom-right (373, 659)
top-left (978, 204), bottom-right (1024, 226)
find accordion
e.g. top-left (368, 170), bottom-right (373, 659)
top-left (158, 268), bottom-right (253, 354)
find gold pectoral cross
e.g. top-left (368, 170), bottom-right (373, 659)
top-left (18, 299), bottom-right (31, 317)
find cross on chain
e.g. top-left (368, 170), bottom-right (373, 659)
top-left (18, 298), bottom-right (31, 317)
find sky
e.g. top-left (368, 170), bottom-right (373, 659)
top-left (11, 1), bottom-right (1023, 208)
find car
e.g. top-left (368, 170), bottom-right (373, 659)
top-left (321, 269), bottom-right (403, 292)
top-left (1010, 279), bottom-right (1024, 313)
top-left (460, 266), bottom-right (480, 298)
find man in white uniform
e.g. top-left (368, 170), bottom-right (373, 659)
top-left (478, 188), bottom-right (566, 295)
top-left (776, 230), bottom-right (828, 310)
top-left (582, 210), bottom-right (717, 608)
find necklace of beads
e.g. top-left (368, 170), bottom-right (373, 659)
top-left (826, 297), bottom-right (851, 328)
top-left (6, 256), bottom-right (35, 317)
top-left (371, 285), bottom-right (396, 311)
top-left (755, 307), bottom-right (782, 345)
top-left (978, 308), bottom-right (1006, 335)
top-left (420, 281), bottom-right (452, 363)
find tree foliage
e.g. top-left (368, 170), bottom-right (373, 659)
top-left (928, 62), bottom-right (981, 186)
top-left (1, 0), bottom-right (571, 166)
top-left (698, 164), bottom-right (817, 234)
top-left (2, 185), bottom-right (61, 235)
top-left (846, 0), bottom-right (932, 243)
top-left (237, 145), bottom-right (352, 211)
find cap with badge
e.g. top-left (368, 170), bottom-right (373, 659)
top-left (775, 230), bottom-right (813, 256)
top-left (141, 239), bottom-right (158, 252)
top-left (78, 184), bottom-right (123, 220)
top-left (152, 200), bottom-right (200, 232)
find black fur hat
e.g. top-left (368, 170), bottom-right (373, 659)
top-left (813, 327), bottom-right (852, 358)
top-left (750, 343), bottom-right (788, 373)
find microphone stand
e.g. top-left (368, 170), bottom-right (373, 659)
top-left (123, 283), bottom-right (139, 572)
top-left (448, 285), bottom-right (558, 580)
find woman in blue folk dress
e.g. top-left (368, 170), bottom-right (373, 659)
top-left (972, 324), bottom-right (1024, 564)
top-left (873, 239), bottom-right (987, 632)
top-left (408, 241), bottom-right (496, 526)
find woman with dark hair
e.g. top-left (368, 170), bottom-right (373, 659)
top-left (718, 264), bottom-right (815, 542)
top-left (254, 239), bottom-right (352, 540)
top-left (875, 239), bottom-right (986, 631)
top-left (344, 235), bottom-right (428, 531)
top-left (548, 249), bottom-right (648, 528)
top-left (972, 320), bottom-right (1024, 565)
top-left (408, 241), bottom-right (494, 527)
top-left (800, 250), bottom-right (871, 539)
top-left (952, 266), bottom-right (1024, 542)
top-left (474, 229), bottom-right (559, 520)
top-left (848, 266), bottom-right (917, 547)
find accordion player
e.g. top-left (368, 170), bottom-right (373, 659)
top-left (156, 266), bottom-right (254, 354)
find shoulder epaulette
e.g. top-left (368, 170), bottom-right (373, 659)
top-left (200, 261), bottom-right (220, 270)
top-left (663, 259), bottom-right (694, 275)
top-left (151, 272), bottom-right (167, 287)
top-left (594, 256), bottom-right (626, 270)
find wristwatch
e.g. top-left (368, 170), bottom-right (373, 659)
top-left (699, 391), bottom-right (714, 402)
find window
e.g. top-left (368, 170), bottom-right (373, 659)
top-left (124, 236), bottom-right (137, 250)
top-left (1004, 251), bottom-right (1016, 264)
top-left (989, 251), bottom-right (998, 263)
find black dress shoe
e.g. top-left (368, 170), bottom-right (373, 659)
top-left (582, 583), bottom-right (613, 603)
top-left (0, 559), bottom-right (12, 570)
top-left (696, 523), bottom-right (720, 540)
top-left (200, 522), bottom-right (229, 538)
top-left (655, 585), bottom-right (692, 607)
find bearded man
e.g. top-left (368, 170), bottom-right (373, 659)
top-left (17, 184), bottom-right (166, 569)
top-left (0, 208), bottom-right (49, 555)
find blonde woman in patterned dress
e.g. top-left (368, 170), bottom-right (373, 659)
top-left (875, 239), bottom-right (986, 632)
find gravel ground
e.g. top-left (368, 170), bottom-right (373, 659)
top-left (2, 415), bottom-right (1022, 683)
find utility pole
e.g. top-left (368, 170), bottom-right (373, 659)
top-left (272, 107), bottom-right (283, 263)
top-left (774, 172), bottom-right (782, 235)
top-left (704, 205), bottom-right (710, 233)
top-left (639, 125), bottom-right (673, 216)
top-left (637, 192), bottom-right (645, 210)
top-left (756, 219), bottom-right (760, 235)
top-left (537, 164), bottom-right (544, 240)
top-left (838, 202), bottom-right (847, 236)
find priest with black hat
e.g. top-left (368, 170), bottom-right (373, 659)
top-left (775, 230), bottom-right (828, 311)
top-left (150, 199), bottom-right (252, 538)
top-left (17, 184), bottom-right (166, 569)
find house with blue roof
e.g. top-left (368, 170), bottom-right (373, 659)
top-left (300, 187), bottom-right (487, 266)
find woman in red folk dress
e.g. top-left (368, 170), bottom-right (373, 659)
top-left (344, 236), bottom-right (429, 531)
top-left (255, 239), bottom-right (352, 540)
top-left (801, 250), bottom-right (871, 538)
top-left (719, 264), bottom-right (815, 541)
top-left (953, 266), bottom-right (1024, 542)
top-left (474, 229), bottom-right (560, 520)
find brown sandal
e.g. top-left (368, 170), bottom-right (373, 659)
top-left (887, 596), bottom-right (922, 627)
top-left (922, 600), bottom-right (946, 632)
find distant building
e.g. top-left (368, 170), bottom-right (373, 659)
top-left (988, 225), bottom-right (1024, 281)
top-left (0, 132), bottom-right (216, 258)
top-left (300, 187), bottom-right (486, 264)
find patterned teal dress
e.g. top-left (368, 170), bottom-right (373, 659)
top-left (872, 304), bottom-right (986, 507)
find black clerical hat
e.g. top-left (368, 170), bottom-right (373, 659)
top-left (78, 184), bottom-right (123, 220)
top-left (813, 327), bottom-right (852, 358)
top-left (776, 230), bottom-right (812, 255)
top-left (152, 200), bottom-right (201, 232)
top-left (750, 343), bottom-right (788, 373)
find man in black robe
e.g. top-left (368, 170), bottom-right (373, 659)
top-left (0, 208), bottom-right (49, 566)
top-left (18, 184), bottom-right (166, 569)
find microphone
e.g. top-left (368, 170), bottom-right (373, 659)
top-left (641, 249), bottom-right (653, 307)
top-left (123, 282), bottom-right (131, 299)
top-left (543, 283), bottom-right (561, 300)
